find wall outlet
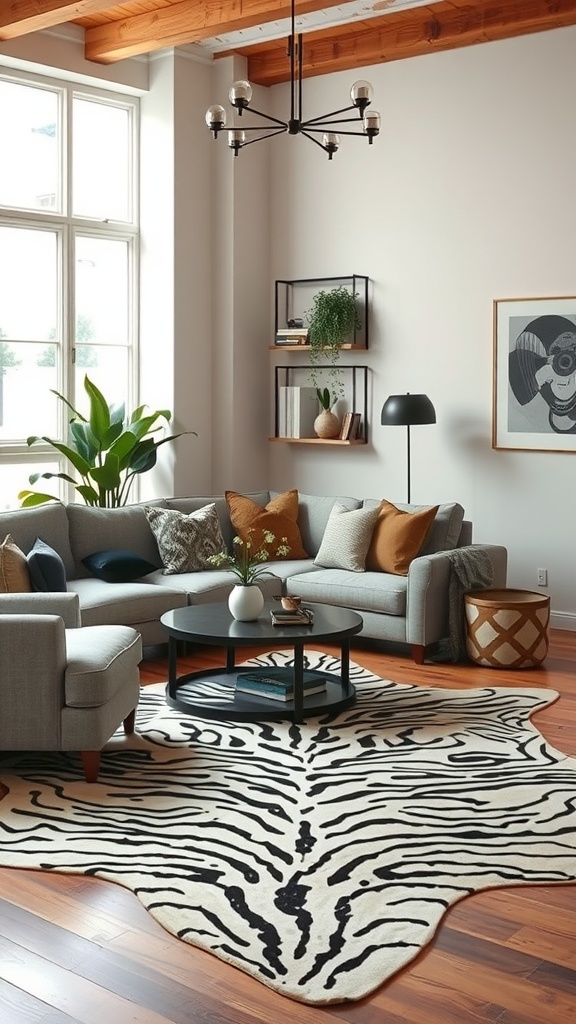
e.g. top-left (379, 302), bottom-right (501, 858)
top-left (537, 568), bottom-right (548, 586)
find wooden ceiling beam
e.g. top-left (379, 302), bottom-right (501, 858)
top-left (0, 1), bottom-right (116, 40)
top-left (220, 0), bottom-right (576, 85)
top-left (83, 0), bottom-right (344, 64)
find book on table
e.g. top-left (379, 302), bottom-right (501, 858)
top-left (236, 668), bottom-right (327, 701)
top-left (270, 607), bottom-right (313, 626)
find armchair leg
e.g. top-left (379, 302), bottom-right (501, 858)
top-left (80, 750), bottom-right (101, 783)
top-left (123, 708), bottom-right (136, 735)
top-left (411, 644), bottom-right (425, 665)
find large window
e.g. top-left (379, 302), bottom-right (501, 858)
top-left (0, 72), bottom-right (138, 509)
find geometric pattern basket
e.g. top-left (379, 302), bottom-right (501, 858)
top-left (464, 588), bottom-right (550, 668)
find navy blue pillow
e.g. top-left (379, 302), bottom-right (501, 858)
top-left (82, 549), bottom-right (157, 583)
top-left (27, 537), bottom-right (67, 592)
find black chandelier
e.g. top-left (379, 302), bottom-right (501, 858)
top-left (205, 0), bottom-right (380, 159)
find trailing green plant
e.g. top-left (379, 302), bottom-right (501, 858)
top-left (305, 285), bottom-right (361, 396)
top-left (19, 374), bottom-right (196, 508)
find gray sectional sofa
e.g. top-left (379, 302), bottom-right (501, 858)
top-left (0, 491), bottom-right (507, 662)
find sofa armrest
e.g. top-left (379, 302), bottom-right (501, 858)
top-left (405, 544), bottom-right (508, 647)
top-left (0, 591), bottom-right (81, 627)
top-left (0, 614), bottom-right (67, 749)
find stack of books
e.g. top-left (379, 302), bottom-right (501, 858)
top-left (270, 606), bottom-right (314, 626)
top-left (236, 668), bottom-right (326, 702)
top-left (277, 386), bottom-right (318, 438)
top-left (275, 328), bottom-right (309, 346)
top-left (339, 412), bottom-right (362, 440)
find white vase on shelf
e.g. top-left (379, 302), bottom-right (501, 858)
top-left (228, 584), bottom-right (264, 622)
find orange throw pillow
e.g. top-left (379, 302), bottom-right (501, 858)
top-left (225, 490), bottom-right (309, 560)
top-left (365, 500), bottom-right (439, 575)
top-left (0, 534), bottom-right (32, 593)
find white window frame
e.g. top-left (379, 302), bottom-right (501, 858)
top-left (0, 66), bottom-right (139, 505)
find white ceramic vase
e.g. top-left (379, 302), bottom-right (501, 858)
top-left (228, 584), bottom-right (264, 622)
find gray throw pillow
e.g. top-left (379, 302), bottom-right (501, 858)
top-left (145, 504), bottom-right (226, 574)
top-left (314, 502), bottom-right (380, 572)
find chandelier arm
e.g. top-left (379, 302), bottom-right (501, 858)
top-left (300, 130), bottom-right (330, 154)
top-left (233, 124), bottom-right (288, 133)
top-left (303, 104), bottom-right (358, 126)
top-left (304, 127), bottom-right (373, 138)
top-left (240, 105), bottom-right (287, 128)
top-left (303, 115), bottom-right (368, 128)
top-left (238, 128), bottom-right (288, 147)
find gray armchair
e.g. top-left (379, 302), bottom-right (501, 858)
top-left (0, 593), bottom-right (142, 782)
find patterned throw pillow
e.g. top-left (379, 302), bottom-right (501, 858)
top-left (365, 500), bottom-right (439, 574)
top-left (0, 534), bottom-right (32, 593)
top-left (314, 502), bottom-right (380, 572)
top-left (145, 504), bottom-right (226, 574)
top-left (225, 489), bottom-right (308, 560)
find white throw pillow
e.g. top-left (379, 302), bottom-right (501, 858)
top-left (145, 504), bottom-right (226, 574)
top-left (314, 502), bottom-right (380, 572)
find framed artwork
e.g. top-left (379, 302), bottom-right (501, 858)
top-left (493, 296), bottom-right (576, 452)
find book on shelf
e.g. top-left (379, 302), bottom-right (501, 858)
top-left (341, 411), bottom-right (362, 440)
top-left (275, 328), bottom-right (309, 346)
top-left (270, 606), bottom-right (314, 626)
top-left (277, 386), bottom-right (317, 438)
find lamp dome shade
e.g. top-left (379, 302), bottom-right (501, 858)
top-left (381, 393), bottom-right (436, 426)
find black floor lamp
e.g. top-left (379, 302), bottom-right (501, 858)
top-left (380, 393), bottom-right (436, 504)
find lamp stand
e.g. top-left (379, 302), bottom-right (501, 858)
top-left (406, 424), bottom-right (412, 504)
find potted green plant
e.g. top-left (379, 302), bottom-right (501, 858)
top-left (313, 386), bottom-right (341, 438)
top-left (305, 284), bottom-right (361, 396)
top-left (19, 374), bottom-right (196, 508)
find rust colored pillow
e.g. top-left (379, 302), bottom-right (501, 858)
top-left (0, 534), bottom-right (32, 593)
top-left (365, 500), bottom-right (439, 575)
top-left (225, 490), bottom-right (309, 560)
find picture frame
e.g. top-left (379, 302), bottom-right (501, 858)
top-left (493, 295), bottom-right (576, 452)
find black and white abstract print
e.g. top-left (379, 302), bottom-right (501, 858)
top-left (1, 652), bottom-right (575, 1004)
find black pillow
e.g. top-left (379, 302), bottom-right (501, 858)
top-left (82, 549), bottom-right (157, 583)
top-left (27, 537), bottom-right (67, 592)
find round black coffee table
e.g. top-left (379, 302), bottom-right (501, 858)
top-left (161, 601), bottom-right (363, 722)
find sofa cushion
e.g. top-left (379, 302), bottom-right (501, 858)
top-left (314, 503), bottom-right (380, 572)
top-left (66, 577), bottom-right (187, 628)
top-left (27, 537), bottom-right (67, 592)
top-left (0, 503), bottom-right (75, 578)
top-left (363, 499), bottom-right (465, 555)
top-left (0, 535), bottom-right (32, 593)
top-left (226, 489), bottom-right (308, 560)
top-left (144, 504), bottom-right (227, 574)
top-left (167, 493), bottom-right (269, 553)
top-left (287, 568), bottom-right (408, 616)
top-left (366, 501), bottom-right (439, 575)
top-left (82, 549), bottom-right (157, 583)
top-left (67, 501), bottom-right (166, 577)
top-left (64, 625), bottom-right (142, 708)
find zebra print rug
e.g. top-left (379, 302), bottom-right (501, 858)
top-left (1, 650), bottom-right (576, 1004)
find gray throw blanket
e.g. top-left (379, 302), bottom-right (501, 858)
top-left (429, 546), bottom-right (493, 663)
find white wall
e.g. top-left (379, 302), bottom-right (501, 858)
top-left (267, 27), bottom-right (576, 629)
top-left (2, 22), bottom-right (576, 628)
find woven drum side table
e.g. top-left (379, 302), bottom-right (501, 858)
top-left (464, 588), bottom-right (550, 668)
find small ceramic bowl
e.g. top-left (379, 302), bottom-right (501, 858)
top-left (281, 595), bottom-right (302, 611)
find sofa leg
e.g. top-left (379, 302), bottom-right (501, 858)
top-left (123, 708), bottom-right (136, 735)
top-left (80, 750), bottom-right (101, 783)
top-left (411, 644), bottom-right (425, 665)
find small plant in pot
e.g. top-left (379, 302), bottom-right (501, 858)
top-left (305, 284), bottom-right (361, 397)
top-left (313, 387), bottom-right (341, 439)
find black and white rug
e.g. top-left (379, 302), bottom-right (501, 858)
top-left (1, 650), bottom-right (575, 1004)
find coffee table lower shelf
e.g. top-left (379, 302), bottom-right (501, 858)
top-left (165, 667), bottom-right (356, 722)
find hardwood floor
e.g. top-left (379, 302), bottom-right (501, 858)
top-left (1, 631), bottom-right (575, 1023)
